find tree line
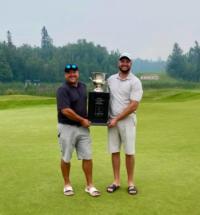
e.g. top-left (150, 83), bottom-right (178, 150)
top-left (167, 41), bottom-right (200, 82)
top-left (0, 27), bottom-right (166, 83)
top-left (0, 27), bottom-right (120, 83)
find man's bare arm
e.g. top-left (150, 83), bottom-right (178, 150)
top-left (108, 100), bottom-right (139, 128)
top-left (61, 108), bottom-right (90, 128)
top-left (115, 100), bottom-right (139, 121)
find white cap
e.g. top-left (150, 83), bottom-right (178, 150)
top-left (119, 52), bottom-right (132, 61)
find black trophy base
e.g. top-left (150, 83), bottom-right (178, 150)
top-left (88, 92), bottom-right (110, 125)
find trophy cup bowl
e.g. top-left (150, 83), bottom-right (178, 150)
top-left (90, 72), bottom-right (106, 92)
top-left (88, 72), bottom-right (110, 125)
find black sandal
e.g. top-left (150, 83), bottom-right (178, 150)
top-left (107, 184), bottom-right (120, 193)
top-left (128, 186), bottom-right (138, 195)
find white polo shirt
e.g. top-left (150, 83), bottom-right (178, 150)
top-left (107, 72), bottom-right (143, 118)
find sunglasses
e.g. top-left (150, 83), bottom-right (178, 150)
top-left (65, 64), bottom-right (78, 72)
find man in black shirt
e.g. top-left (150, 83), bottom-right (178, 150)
top-left (56, 64), bottom-right (100, 197)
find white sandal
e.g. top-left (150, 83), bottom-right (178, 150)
top-left (85, 186), bottom-right (101, 197)
top-left (64, 186), bottom-right (74, 196)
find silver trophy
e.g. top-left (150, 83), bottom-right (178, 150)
top-left (90, 72), bottom-right (106, 92)
top-left (88, 72), bottom-right (109, 125)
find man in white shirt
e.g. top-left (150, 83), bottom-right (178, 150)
top-left (107, 53), bottom-right (143, 195)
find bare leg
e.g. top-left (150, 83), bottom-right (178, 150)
top-left (112, 152), bottom-right (120, 185)
top-left (61, 159), bottom-right (71, 186)
top-left (82, 159), bottom-right (93, 187)
top-left (126, 154), bottom-right (135, 186)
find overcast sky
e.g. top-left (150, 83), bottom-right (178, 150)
top-left (0, 0), bottom-right (199, 60)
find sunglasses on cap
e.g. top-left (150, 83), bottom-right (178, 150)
top-left (65, 64), bottom-right (78, 72)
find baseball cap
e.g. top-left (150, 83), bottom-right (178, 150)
top-left (119, 52), bottom-right (132, 61)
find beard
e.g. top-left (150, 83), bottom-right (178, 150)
top-left (119, 67), bottom-right (131, 74)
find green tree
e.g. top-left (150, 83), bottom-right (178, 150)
top-left (41, 26), bottom-right (53, 49)
top-left (2, 37), bottom-right (24, 81)
top-left (166, 43), bottom-right (186, 79)
top-left (41, 26), bottom-right (54, 60)
top-left (7, 30), bottom-right (13, 46)
top-left (0, 50), bottom-right (13, 82)
top-left (186, 41), bottom-right (200, 81)
top-left (167, 41), bottom-right (200, 82)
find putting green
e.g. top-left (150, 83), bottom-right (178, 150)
top-left (0, 93), bottom-right (200, 215)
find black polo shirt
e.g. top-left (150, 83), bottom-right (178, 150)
top-left (56, 81), bottom-right (87, 126)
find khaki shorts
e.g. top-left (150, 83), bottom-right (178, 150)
top-left (58, 123), bottom-right (92, 162)
top-left (108, 115), bottom-right (137, 155)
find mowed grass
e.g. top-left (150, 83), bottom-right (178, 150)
top-left (0, 90), bottom-right (200, 215)
top-left (0, 95), bottom-right (55, 110)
